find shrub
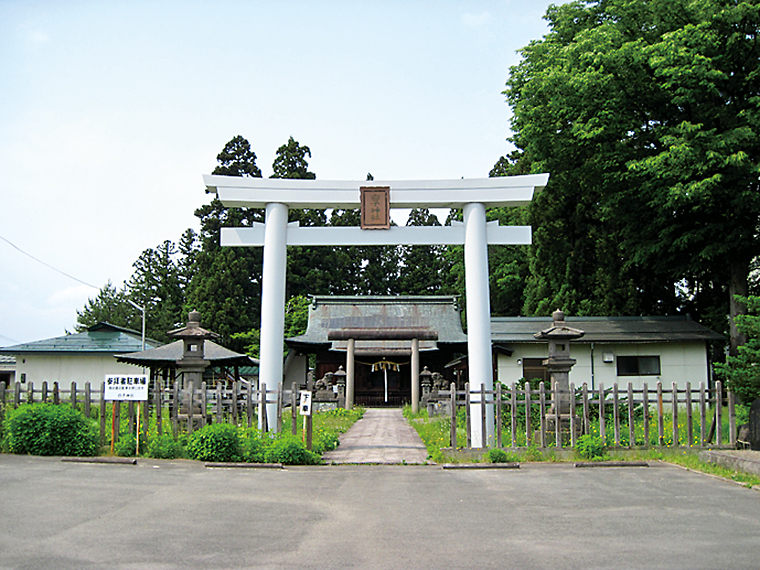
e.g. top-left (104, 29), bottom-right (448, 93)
top-left (264, 434), bottom-right (320, 465)
top-left (576, 434), bottom-right (607, 460)
top-left (7, 403), bottom-right (98, 457)
top-left (147, 434), bottom-right (184, 459)
top-left (484, 448), bottom-right (518, 463)
top-left (241, 428), bottom-right (271, 463)
top-left (187, 423), bottom-right (242, 462)
top-left (114, 433), bottom-right (146, 457)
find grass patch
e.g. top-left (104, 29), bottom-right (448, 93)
top-left (282, 406), bottom-right (365, 455)
top-left (651, 449), bottom-right (760, 488)
top-left (402, 406), bottom-right (760, 485)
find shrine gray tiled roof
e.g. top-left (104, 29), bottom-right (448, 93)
top-left (287, 296), bottom-right (468, 351)
top-left (490, 316), bottom-right (724, 344)
top-left (0, 323), bottom-right (162, 355)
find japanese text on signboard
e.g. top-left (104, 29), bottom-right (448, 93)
top-left (104, 375), bottom-right (149, 401)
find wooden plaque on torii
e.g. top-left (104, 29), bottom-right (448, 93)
top-left (360, 186), bottom-right (390, 229)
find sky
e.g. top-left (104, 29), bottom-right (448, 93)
top-left (0, 0), bottom-right (562, 347)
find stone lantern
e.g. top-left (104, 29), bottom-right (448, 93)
top-left (168, 310), bottom-right (220, 390)
top-left (534, 309), bottom-right (584, 416)
top-left (333, 365), bottom-right (347, 399)
top-left (420, 366), bottom-right (433, 398)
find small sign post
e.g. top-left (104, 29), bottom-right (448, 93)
top-left (105, 375), bottom-right (149, 455)
top-left (299, 390), bottom-right (313, 450)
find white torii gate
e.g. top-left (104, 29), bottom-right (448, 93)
top-left (204, 173), bottom-right (549, 448)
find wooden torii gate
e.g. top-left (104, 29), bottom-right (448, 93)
top-left (204, 174), bottom-right (549, 448)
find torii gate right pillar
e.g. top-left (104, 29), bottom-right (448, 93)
top-left (464, 203), bottom-right (494, 448)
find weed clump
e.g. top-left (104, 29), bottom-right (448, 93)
top-left (576, 434), bottom-right (608, 461)
top-left (484, 448), bottom-right (518, 463)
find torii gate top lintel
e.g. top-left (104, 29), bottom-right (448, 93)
top-left (204, 173), bottom-right (549, 210)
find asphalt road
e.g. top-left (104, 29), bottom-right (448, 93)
top-left (1, 454), bottom-right (759, 570)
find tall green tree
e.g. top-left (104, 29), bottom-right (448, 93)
top-left (76, 281), bottom-right (136, 331)
top-left (185, 136), bottom-right (265, 349)
top-left (271, 136), bottom-right (317, 180)
top-left (125, 240), bottom-right (184, 343)
top-left (505, 0), bottom-right (760, 350)
top-left (77, 240), bottom-right (188, 343)
top-left (269, 136), bottom-right (334, 299)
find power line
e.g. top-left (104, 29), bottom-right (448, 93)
top-left (0, 234), bottom-right (100, 290)
top-left (0, 333), bottom-right (21, 344)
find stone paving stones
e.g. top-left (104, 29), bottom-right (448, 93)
top-left (323, 408), bottom-right (428, 464)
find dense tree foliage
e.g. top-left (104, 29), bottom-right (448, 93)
top-left (503, 0), bottom-right (760, 351)
top-left (398, 208), bottom-right (450, 295)
top-left (716, 296), bottom-right (760, 403)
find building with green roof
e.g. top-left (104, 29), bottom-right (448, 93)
top-left (0, 323), bottom-right (162, 388)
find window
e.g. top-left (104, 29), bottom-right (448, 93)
top-left (616, 356), bottom-right (660, 376)
top-left (522, 358), bottom-right (548, 383)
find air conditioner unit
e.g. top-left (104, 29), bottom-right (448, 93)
top-left (602, 353), bottom-right (614, 363)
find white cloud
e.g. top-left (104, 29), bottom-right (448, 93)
top-left (47, 284), bottom-right (94, 307)
top-left (463, 12), bottom-right (490, 27)
top-left (29, 30), bottom-right (49, 43)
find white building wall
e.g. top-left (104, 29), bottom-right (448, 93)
top-left (284, 353), bottom-right (308, 389)
top-left (15, 354), bottom-right (144, 389)
top-left (497, 341), bottom-right (710, 391)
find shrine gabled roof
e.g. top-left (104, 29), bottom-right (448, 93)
top-left (0, 323), bottom-right (162, 355)
top-left (491, 316), bottom-right (724, 344)
top-left (286, 296), bottom-right (468, 352)
top-left (116, 340), bottom-right (256, 367)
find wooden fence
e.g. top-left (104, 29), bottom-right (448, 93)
top-left (442, 380), bottom-right (737, 450)
top-left (0, 380), bottom-right (305, 445)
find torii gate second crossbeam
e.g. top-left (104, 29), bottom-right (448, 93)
top-left (204, 174), bottom-right (549, 448)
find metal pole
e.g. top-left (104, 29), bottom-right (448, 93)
top-left (259, 202), bottom-right (289, 431)
top-left (464, 202), bottom-right (494, 447)
top-left (126, 299), bottom-right (146, 351)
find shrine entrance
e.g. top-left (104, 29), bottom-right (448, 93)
top-left (204, 174), bottom-right (548, 447)
top-left (285, 295), bottom-right (469, 410)
top-left (357, 361), bottom-right (407, 407)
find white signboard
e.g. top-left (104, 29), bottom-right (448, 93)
top-left (105, 375), bottom-right (149, 401)
top-left (299, 390), bottom-right (312, 416)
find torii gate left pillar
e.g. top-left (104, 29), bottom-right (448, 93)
top-left (204, 174), bottom-right (549, 448)
top-left (258, 202), bottom-right (288, 431)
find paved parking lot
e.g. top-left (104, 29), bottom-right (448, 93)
top-left (1, 454), bottom-right (759, 569)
